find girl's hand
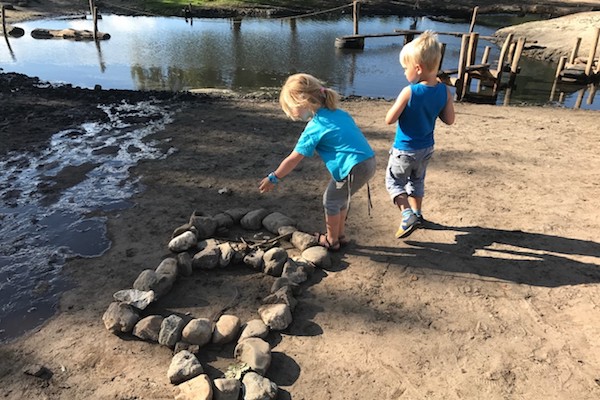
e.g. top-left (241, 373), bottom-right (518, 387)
top-left (259, 177), bottom-right (275, 193)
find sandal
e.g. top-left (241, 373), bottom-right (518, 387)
top-left (314, 232), bottom-right (341, 252)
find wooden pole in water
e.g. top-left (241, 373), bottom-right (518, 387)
top-left (469, 6), bottom-right (479, 33)
top-left (554, 56), bottom-right (567, 79)
top-left (463, 32), bottom-right (479, 95)
top-left (574, 87), bottom-right (585, 109)
top-left (587, 83), bottom-right (597, 105)
top-left (93, 6), bottom-right (98, 41)
top-left (1, 5), bottom-right (6, 37)
top-left (352, 1), bottom-right (360, 35)
top-left (584, 27), bottom-right (600, 77)
top-left (493, 33), bottom-right (513, 95)
top-left (508, 37), bottom-right (526, 86)
top-left (456, 34), bottom-right (469, 100)
top-left (477, 46), bottom-right (490, 92)
top-left (569, 37), bottom-right (581, 64)
top-left (89, 0), bottom-right (94, 18)
top-left (439, 42), bottom-right (446, 71)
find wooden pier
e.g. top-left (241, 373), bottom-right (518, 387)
top-left (334, 3), bottom-right (525, 103)
top-left (553, 27), bottom-right (600, 84)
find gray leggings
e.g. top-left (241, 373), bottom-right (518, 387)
top-left (323, 156), bottom-right (376, 216)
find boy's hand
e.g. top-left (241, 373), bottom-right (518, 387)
top-left (259, 177), bottom-right (275, 193)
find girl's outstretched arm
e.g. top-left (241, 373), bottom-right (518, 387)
top-left (259, 151), bottom-right (305, 193)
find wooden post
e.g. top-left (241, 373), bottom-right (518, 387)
top-left (493, 33), bottom-right (513, 95)
top-left (352, 1), bottom-right (360, 35)
top-left (555, 56), bottom-right (567, 79)
top-left (584, 27), bottom-right (600, 77)
top-left (508, 37), bottom-right (526, 86)
top-left (456, 34), bottom-right (469, 100)
top-left (88, 0), bottom-right (94, 18)
top-left (438, 42), bottom-right (446, 71)
top-left (463, 32), bottom-right (479, 95)
top-left (587, 83), bottom-right (597, 105)
top-left (469, 6), bottom-right (479, 33)
top-left (574, 87), bottom-right (585, 109)
top-left (476, 46), bottom-right (490, 92)
top-left (569, 37), bottom-right (581, 64)
top-left (93, 6), bottom-right (98, 41)
top-left (1, 5), bottom-right (6, 37)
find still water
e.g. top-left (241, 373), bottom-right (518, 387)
top-left (1, 14), bottom-right (598, 110)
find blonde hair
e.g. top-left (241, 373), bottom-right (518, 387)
top-left (279, 73), bottom-right (340, 120)
top-left (399, 30), bottom-right (442, 73)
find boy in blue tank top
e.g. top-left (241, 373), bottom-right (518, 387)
top-left (385, 30), bottom-right (455, 239)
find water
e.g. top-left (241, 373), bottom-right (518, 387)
top-left (0, 100), bottom-right (175, 342)
top-left (0, 14), bottom-right (598, 110)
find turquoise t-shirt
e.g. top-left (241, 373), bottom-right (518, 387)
top-left (394, 82), bottom-right (448, 150)
top-left (294, 108), bottom-right (375, 182)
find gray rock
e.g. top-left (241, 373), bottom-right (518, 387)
top-left (177, 252), bottom-right (193, 277)
top-left (243, 249), bottom-right (264, 271)
top-left (258, 303), bottom-right (292, 331)
top-left (262, 247), bottom-right (288, 277)
top-left (112, 289), bottom-right (155, 310)
top-left (133, 315), bottom-right (164, 342)
top-left (175, 374), bottom-right (213, 400)
top-left (291, 231), bottom-right (318, 251)
top-left (212, 314), bottom-right (241, 344)
top-left (168, 350), bottom-right (204, 384)
top-left (182, 318), bottom-right (213, 347)
top-left (224, 208), bottom-right (251, 224)
top-left (213, 377), bottom-right (241, 400)
top-left (192, 245), bottom-right (221, 270)
top-left (168, 230), bottom-right (198, 253)
top-left (218, 242), bottom-right (235, 267)
top-left (242, 372), bottom-right (278, 400)
top-left (263, 286), bottom-right (297, 312)
top-left (277, 225), bottom-right (298, 236)
top-left (261, 212), bottom-right (296, 235)
top-left (281, 259), bottom-right (308, 284)
top-left (234, 337), bottom-right (271, 375)
top-left (270, 277), bottom-right (301, 295)
top-left (190, 215), bottom-right (218, 240)
top-left (159, 315), bottom-right (185, 348)
top-left (213, 212), bottom-right (235, 229)
top-left (240, 209), bottom-right (269, 230)
top-left (301, 246), bottom-right (332, 269)
top-left (239, 319), bottom-right (269, 341)
top-left (174, 342), bottom-right (200, 355)
top-left (102, 302), bottom-right (139, 334)
top-left (133, 269), bottom-right (173, 299)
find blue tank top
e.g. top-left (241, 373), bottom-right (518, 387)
top-left (394, 82), bottom-right (448, 151)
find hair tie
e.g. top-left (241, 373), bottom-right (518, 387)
top-left (320, 87), bottom-right (326, 97)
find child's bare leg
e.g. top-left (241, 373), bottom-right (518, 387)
top-left (408, 196), bottom-right (423, 213)
top-left (394, 193), bottom-right (412, 211)
top-left (337, 208), bottom-right (348, 241)
top-left (325, 213), bottom-right (341, 245)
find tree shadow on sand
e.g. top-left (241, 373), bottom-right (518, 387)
top-left (349, 221), bottom-right (600, 287)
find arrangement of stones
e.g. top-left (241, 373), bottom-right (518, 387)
top-left (102, 208), bottom-right (333, 400)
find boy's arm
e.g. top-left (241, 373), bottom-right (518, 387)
top-left (385, 86), bottom-right (411, 125)
top-left (438, 87), bottom-right (455, 125)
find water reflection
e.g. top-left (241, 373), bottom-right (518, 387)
top-left (0, 14), bottom-right (598, 110)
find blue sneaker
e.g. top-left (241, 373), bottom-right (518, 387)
top-left (395, 211), bottom-right (419, 239)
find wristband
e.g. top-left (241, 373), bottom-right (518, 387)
top-left (267, 172), bottom-right (279, 184)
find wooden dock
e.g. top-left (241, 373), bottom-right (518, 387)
top-left (553, 27), bottom-right (600, 84)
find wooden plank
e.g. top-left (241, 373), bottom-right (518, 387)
top-left (584, 27), bottom-right (600, 76)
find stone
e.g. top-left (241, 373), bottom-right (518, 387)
top-left (156, 257), bottom-right (178, 278)
top-left (234, 337), bottom-right (271, 375)
top-left (159, 314), bottom-right (185, 348)
top-left (168, 230), bottom-right (198, 253)
top-left (281, 259), bottom-right (308, 284)
top-left (175, 374), bottom-right (213, 400)
top-left (258, 303), bottom-right (292, 331)
top-left (177, 252), bottom-right (193, 277)
top-left (213, 377), bottom-right (241, 400)
top-left (262, 247), bottom-right (287, 277)
top-left (167, 350), bottom-right (203, 384)
top-left (174, 342), bottom-right (200, 355)
top-left (192, 245), bottom-right (221, 270)
top-left (212, 315), bottom-right (241, 344)
top-left (189, 215), bottom-right (218, 240)
top-left (242, 372), bottom-right (278, 400)
top-left (263, 286), bottom-right (297, 312)
top-left (132, 269), bottom-right (173, 299)
top-left (270, 277), bottom-right (301, 295)
top-left (261, 212), bottom-right (296, 234)
top-left (301, 246), bottom-right (332, 269)
top-left (133, 315), bottom-right (164, 342)
top-left (218, 242), bottom-right (235, 267)
top-left (243, 249), bottom-right (264, 271)
top-left (182, 318), bottom-right (213, 347)
top-left (240, 209), bottom-right (269, 230)
top-left (102, 302), bottom-right (140, 334)
top-left (277, 225), bottom-right (298, 236)
top-left (224, 207), bottom-right (251, 223)
top-left (239, 319), bottom-right (269, 341)
top-left (291, 231), bottom-right (318, 251)
top-left (112, 289), bottom-right (155, 310)
top-left (213, 212), bottom-right (234, 229)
